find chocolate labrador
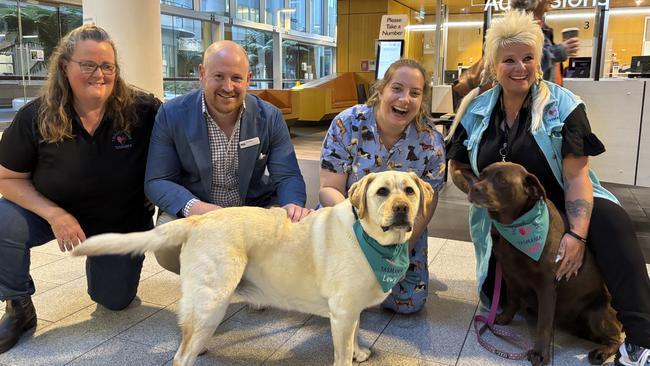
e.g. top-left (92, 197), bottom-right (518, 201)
top-left (462, 162), bottom-right (621, 366)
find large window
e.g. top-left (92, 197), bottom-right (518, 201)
top-left (161, 0), bottom-right (193, 9)
top-left (236, 0), bottom-right (260, 22)
top-left (161, 14), bottom-right (207, 99)
top-left (311, 0), bottom-right (323, 35)
top-left (327, 0), bottom-right (336, 37)
top-left (289, 0), bottom-right (305, 32)
top-left (265, 0), bottom-right (284, 26)
top-left (282, 40), bottom-right (333, 88)
top-left (0, 0), bottom-right (81, 107)
top-left (200, 0), bottom-right (228, 16)
top-left (225, 25), bottom-right (273, 89)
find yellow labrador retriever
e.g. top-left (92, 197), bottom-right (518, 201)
top-left (72, 171), bottom-right (434, 366)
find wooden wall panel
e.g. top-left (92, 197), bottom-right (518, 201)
top-left (348, 13), bottom-right (383, 72)
top-left (337, 13), bottom-right (349, 72)
top-left (349, 0), bottom-right (387, 14)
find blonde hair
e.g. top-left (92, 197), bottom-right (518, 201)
top-left (446, 10), bottom-right (550, 140)
top-left (38, 24), bottom-right (136, 143)
top-left (366, 59), bottom-right (432, 132)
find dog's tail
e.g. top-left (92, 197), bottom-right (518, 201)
top-left (71, 219), bottom-right (189, 257)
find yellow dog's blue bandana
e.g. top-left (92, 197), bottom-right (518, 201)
top-left (492, 199), bottom-right (549, 262)
top-left (352, 207), bottom-right (409, 292)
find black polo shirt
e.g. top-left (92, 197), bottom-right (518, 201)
top-left (0, 93), bottom-right (160, 236)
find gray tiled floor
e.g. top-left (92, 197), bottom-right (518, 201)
top-left (1, 237), bottom-right (642, 365)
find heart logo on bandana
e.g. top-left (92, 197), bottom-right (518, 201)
top-left (116, 135), bottom-right (126, 145)
top-left (527, 243), bottom-right (542, 254)
top-left (518, 226), bottom-right (532, 237)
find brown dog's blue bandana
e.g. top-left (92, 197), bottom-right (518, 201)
top-left (492, 199), bottom-right (549, 262)
top-left (352, 219), bottom-right (409, 293)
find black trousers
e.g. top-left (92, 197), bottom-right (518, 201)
top-left (482, 197), bottom-right (650, 347)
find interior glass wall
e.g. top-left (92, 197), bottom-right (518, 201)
top-left (282, 40), bottom-right (332, 88)
top-left (0, 0), bottom-right (81, 109)
top-left (161, 14), bottom-right (207, 99)
top-left (225, 25), bottom-right (273, 89)
top-left (265, 0), bottom-right (284, 26)
top-left (311, 0), bottom-right (323, 35)
top-left (200, 0), bottom-right (228, 16)
top-left (236, 0), bottom-right (260, 22)
top-left (289, 0), bottom-right (305, 32)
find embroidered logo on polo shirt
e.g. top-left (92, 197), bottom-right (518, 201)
top-left (112, 131), bottom-right (133, 150)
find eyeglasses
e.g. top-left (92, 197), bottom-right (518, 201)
top-left (69, 60), bottom-right (116, 75)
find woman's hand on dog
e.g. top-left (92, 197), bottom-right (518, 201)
top-left (555, 234), bottom-right (585, 281)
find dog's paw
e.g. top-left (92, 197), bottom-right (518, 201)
top-left (353, 346), bottom-right (371, 362)
top-left (495, 313), bottom-right (513, 325)
top-left (588, 345), bottom-right (617, 365)
top-left (527, 349), bottom-right (550, 366)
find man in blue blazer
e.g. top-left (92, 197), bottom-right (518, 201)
top-left (145, 40), bottom-right (309, 273)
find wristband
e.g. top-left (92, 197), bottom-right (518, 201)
top-left (566, 230), bottom-right (587, 244)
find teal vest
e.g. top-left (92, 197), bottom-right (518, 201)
top-left (459, 81), bottom-right (619, 305)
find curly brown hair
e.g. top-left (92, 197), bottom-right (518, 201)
top-left (38, 24), bottom-right (136, 143)
top-left (366, 59), bottom-right (432, 132)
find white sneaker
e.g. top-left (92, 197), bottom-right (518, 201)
top-left (617, 342), bottom-right (650, 366)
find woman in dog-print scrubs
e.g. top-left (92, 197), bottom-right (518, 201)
top-left (447, 11), bottom-right (650, 365)
top-left (319, 59), bottom-right (446, 314)
top-left (0, 25), bottom-right (159, 354)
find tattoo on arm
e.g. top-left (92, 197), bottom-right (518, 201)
top-left (565, 199), bottom-right (593, 220)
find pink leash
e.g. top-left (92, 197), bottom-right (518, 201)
top-left (473, 262), bottom-right (532, 360)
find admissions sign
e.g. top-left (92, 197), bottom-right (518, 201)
top-left (483, 0), bottom-right (609, 11)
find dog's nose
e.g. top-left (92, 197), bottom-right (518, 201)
top-left (393, 203), bottom-right (409, 214)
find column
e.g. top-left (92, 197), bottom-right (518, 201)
top-left (82, 0), bottom-right (163, 99)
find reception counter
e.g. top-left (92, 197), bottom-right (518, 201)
top-left (564, 79), bottom-right (649, 187)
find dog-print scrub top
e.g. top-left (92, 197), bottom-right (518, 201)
top-left (320, 104), bottom-right (446, 192)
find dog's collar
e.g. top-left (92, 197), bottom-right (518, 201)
top-left (351, 207), bottom-right (409, 292)
top-left (491, 199), bottom-right (549, 262)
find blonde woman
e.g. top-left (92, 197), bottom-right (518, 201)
top-left (319, 59), bottom-right (446, 314)
top-left (0, 25), bottom-right (159, 353)
top-left (447, 11), bottom-right (650, 365)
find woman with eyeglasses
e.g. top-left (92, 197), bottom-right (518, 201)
top-left (0, 25), bottom-right (160, 353)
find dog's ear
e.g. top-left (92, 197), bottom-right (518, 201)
top-left (409, 172), bottom-right (435, 218)
top-left (460, 168), bottom-right (478, 187)
top-left (348, 173), bottom-right (375, 219)
top-left (525, 173), bottom-right (547, 200)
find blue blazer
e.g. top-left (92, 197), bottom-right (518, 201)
top-left (145, 90), bottom-right (306, 216)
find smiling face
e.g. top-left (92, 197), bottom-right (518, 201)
top-left (495, 43), bottom-right (538, 98)
top-left (375, 66), bottom-right (425, 134)
top-left (63, 40), bottom-right (116, 107)
top-left (199, 42), bottom-right (251, 119)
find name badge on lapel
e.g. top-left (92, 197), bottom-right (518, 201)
top-left (239, 137), bottom-right (260, 149)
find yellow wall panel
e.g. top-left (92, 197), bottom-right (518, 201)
top-left (349, 0), bottom-right (387, 14)
top-left (348, 13), bottom-right (383, 72)
top-left (338, 0), bottom-right (349, 14)
top-left (337, 13), bottom-right (350, 72)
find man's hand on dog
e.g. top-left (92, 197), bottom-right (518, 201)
top-left (283, 203), bottom-right (313, 222)
top-left (555, 234), bottom-right (586, 281)
top-left (188, 201), bottom-right (223, 216)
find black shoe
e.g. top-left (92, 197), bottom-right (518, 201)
top-left (0, 296), bottom-right (37, 354)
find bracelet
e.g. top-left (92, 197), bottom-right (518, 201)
top-left (565, 230), bottom-right (587, 244)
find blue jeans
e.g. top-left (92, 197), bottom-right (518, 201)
top-left (382, 231), bottom-right (429, 314)
top-left (0, 198), bottom-right (147, 310)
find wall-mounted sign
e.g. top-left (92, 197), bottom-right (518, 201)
top-left (483, 0), bottom-right (609, 11)
top-left (379, 15), bottom-right (408, 40)
top-left (30, 50), bottom-right (44, 61)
